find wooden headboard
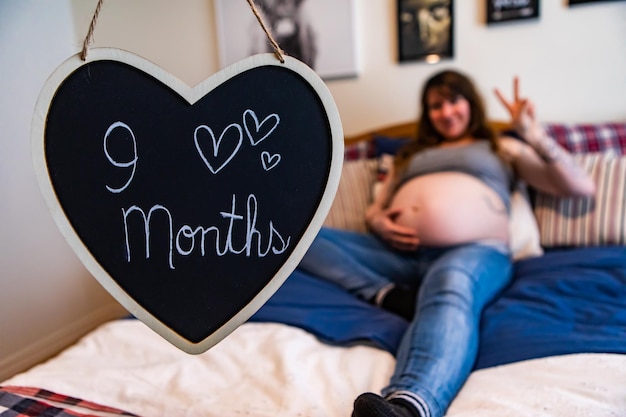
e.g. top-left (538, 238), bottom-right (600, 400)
top-left (344, 120), bottom-right (512, 144)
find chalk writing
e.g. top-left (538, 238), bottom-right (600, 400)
top-left (193, 109), bottom-right (282, 174)
top-left (261, 151), bottom-right (281, 171)
top-left (121, 194), bottom-right (291, 269)
top-left (244, 109), bottom-right (280, 146)
top-left (104, 121), bottom-right (138, 193)
top-left (194, 123), bottom-right (244, 174)
top-left (103, 115), bottom-right (291, 270)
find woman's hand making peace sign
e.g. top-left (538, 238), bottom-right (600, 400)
top-left (493, 76), bottom-right (539, 138)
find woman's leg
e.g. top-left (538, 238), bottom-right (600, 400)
top-left (297, 227), bottom-right (421, 301)
top-left (379, 243), bottom-right (512, 417)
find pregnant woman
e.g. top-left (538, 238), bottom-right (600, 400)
top-left (296, 69), bottom-right (595, 417)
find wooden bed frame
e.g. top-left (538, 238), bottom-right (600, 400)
top-left (344, 120), bottom-right (512, 144)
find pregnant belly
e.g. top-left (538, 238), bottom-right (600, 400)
top-left (389, 172), bottom-right (510, 246)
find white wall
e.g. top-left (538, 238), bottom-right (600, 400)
top-left (339, 0), bottom-right (626, 133)
top-left (0, 1), bottom-right (127, 382)
top-left (1, 0), bottom-right (625, 381)
top-left (75, 0), bottom-right (626, 134)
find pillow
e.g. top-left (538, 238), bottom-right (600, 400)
top-left (543, 122), bottom-right (626, 155)
top-left (509, 187), bottom-right (544, 260)
top-left (373, 135), bottom-right (411, 157)
top-left (534, 153), bottom-right (626, 247)
top-left (323, 159), bottom-right (377, 232)
top-left (344, 140), bottom-right (376, 160)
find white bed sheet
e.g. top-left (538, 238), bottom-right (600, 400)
top-left (4, 319), bottom-right (626, 417)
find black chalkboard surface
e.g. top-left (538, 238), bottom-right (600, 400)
top-left (32, 49), bottom-right (343, 353)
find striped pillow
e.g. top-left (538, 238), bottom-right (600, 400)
top-left (534, 153), bottom-right (626, 247)
top-left (323, 159), bottom-right (377, 232)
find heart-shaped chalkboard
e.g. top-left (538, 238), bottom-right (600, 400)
top-left (32, 49), bottom-right (343, 353)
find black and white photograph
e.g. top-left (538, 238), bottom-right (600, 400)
top-left (215, 0), bottom-right (358, 80)
top-left (397, 0), bottom-right (453, 63)
top-left (487, 0), bottom-right (540, 24)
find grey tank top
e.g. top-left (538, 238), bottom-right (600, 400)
top-left (397, 141), bottom-right (515, 211)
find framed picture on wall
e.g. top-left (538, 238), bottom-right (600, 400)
top-left (569, 0), bottom-right (624, 5)
top-left (397, 0), bottom-right (453, 63)
top-left (214, 0), bottom-right (358, 80)
top-left (487, 0), bottom-right (540, 24)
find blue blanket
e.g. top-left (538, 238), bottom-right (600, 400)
top-left (251, 246), bottom-right (626, 370)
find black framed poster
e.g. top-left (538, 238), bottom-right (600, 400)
top-left (215, 0), bottom-right (359, 80)
top-left (398, 0), bottom-right (453, 63)
top-left (487, 0), bottom-right (540, 24)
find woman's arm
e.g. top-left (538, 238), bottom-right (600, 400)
top-left (499, 130), bottom-right (595, 197)
top-left (365, 165), bottom-right (420, 251)
top-left (494, 78), bottom-right (595, 198)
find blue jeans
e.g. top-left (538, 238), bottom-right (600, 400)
top-left (298, 228), bottom-right (513, 417)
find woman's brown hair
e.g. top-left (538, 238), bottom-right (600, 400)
top-left (395, 70), bottom-right (497, 169)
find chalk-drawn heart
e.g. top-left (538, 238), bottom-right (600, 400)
top-left (243, 109), bottom-right (280, 146)
top-left (194, 123), bottom-right (243, 174)
top-left (32, 49), bottom-right (343, 354)
top-left (261, 151), bottom-right (281, 171)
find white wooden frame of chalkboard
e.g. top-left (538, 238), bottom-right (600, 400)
top-left (31, 48), bottom-right (344, 354)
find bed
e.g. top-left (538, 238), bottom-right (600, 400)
top-left (3, 120), bottom-right (626, 417)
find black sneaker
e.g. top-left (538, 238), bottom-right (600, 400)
top-left (352, 392), bottom-right (419, 417)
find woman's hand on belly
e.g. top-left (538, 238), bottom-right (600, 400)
top-left (369, 207), bottom-right (421, 251)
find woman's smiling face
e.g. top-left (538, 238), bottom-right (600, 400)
top-left (426, 88), bottom-right (471, 142)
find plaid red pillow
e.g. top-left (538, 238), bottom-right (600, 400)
top-left (544, 123), bottom-right (626, 155)
top-left (344, 141), bottom-right (376, 161)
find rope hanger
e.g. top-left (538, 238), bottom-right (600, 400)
top-left (80, 0), bottom-right (285, 63)
top-left (245, 0), bottom-right (285, 63)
